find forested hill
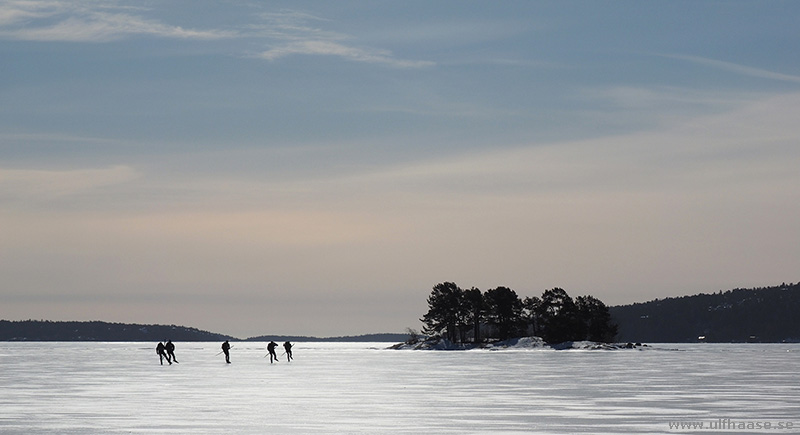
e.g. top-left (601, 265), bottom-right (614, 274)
top-left (610, 283), bottom-right (800, 343)
top-left (0, 320), bottom-right (235, 342)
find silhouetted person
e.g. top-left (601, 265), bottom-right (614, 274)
top-left (165, 340), bottom-right (178, 363)
top-left (156, 342), bottom-right (171, 365)
top-left (267, 341), bottom-right (279, 363)
top-left (222, 340), bottom-right (231, 363)
top-left (283, 341), bottom-right (293, 361)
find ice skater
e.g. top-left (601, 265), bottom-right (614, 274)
top-left (165, 340), bottom-right (178, 363)
top-left (221, 340), bottom-right (231, 363)
top-left (267, 341), bottom-right (279, 363)
top-left (156, 342), bottom-right (171, 365)
top-left (283, 341), bottom-right (293, 362)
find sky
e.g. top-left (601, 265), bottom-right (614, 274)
top-left (1, 1), bottom-right (799, 339)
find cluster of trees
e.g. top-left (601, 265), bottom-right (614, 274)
top-left (420, 282), bottom-right (617, 344)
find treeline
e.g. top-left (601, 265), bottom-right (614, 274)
top-left (420, 282), bottom-right (617, 344)
top-left (610, 282), bottom-right (800, 343)
top-left (0, 320), bottom-right (235, 342)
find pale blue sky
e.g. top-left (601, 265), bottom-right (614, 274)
top-left (2, 1), bottom-right (799, 338)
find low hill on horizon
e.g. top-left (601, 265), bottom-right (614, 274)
top-left (0, 320), bottom-right (235, 342)
top-left (610, 282), bottom-right (800, 343)
top-left (0, 320), bottom-right (408, 342)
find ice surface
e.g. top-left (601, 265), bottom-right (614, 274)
top-left (1, 342), bottom-right (798, 434)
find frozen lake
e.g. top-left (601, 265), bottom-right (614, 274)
top-left (1, 342), bottom-right (798, 434)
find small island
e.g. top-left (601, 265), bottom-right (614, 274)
top-left (397, 282), bottom-right (618, 350)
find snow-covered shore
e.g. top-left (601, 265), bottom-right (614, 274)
top-left (390, 336), bottom-right (649, 351)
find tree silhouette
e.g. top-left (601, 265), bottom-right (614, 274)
top-left (420, 282), bottom-right (463, 342)
top-left (484, 286), bottom-right (523, 340)
top-left (537, 288), bottom-right (580, 344)
top-left (522, 296), bottom-right (542, 336)
top-left (575, 295), bottom-right (617, 342)
top-left (462, 287), bottom-right (485, 343)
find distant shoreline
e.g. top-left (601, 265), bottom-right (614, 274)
top-left (0, 320), bottom-right (407, 342)
top-left (4, 280), bottom-right (799, 344)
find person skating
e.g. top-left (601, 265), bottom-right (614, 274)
top-left (221, 340), bottom-right (231, 363)
top-left (165, 340), bottom-right (178, 363)
top-left (283, 341), bottom-right (293, 362)
top-left (156, 342), bottom-right (171, 365)
top-left (267, 341), bottom-right (279, 363)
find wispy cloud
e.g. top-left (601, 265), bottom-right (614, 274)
top-left (257, 39), bottom-right (434, 68)
top-left (0, 3), bottom-right (432, 67)
top-left (662, 53), bottom-right (800, 84)
top-left (0, 1), bottom-right (234, 42)
top-left (254, 11), bottom-right (433, 68)
top-left (0, 0), bottom-right (51, 26)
